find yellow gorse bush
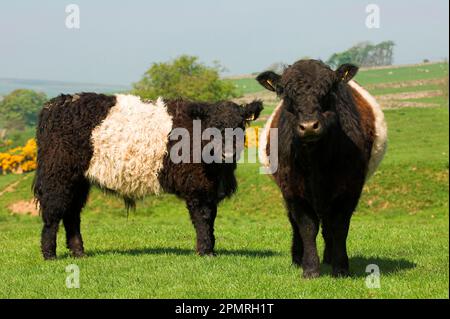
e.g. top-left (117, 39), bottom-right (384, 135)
top-left (0, 138), bottom-right (37, 174)
top-left (244, 127), bottom-right (259, 149)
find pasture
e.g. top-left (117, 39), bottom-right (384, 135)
top-left (0, 63), bottom-right (448, 298)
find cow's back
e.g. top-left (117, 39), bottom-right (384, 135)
top-left (85, 94), bottom-right (173, 198)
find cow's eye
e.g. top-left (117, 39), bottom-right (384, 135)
top-left (282, 97), bottom-right (295, 113)
top-left (320, 94), bottom-right (332, 111)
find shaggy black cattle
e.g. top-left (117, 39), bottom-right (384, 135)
top-left (33, 93), bottom-right (262, 259)
top-left (257, 59), bottom-right (387, 278)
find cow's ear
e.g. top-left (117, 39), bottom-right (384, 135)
top-left (187, 103), bottom-right (209, 119)
top-left (336, 64), bottom-right (359, 83)
top-left (242, 100), bottom-right (263, 122)
top-left (256, 71), bottom-right (282, 92)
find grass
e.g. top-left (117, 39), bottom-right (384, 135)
top-left (0, 104), bottom-right (448, 298)
top-left (354, 62), bottom-right (448, 86)
top-left (369, 84), bottom-right (442, 96)
top-left (227, 77), bottom-right (267, 95)
top-left (402, 95), bottom-right (448, 106)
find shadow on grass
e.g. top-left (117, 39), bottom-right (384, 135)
top-left (85, 247), bottom-right (281, 258)
top-left (320, 255), bottom-right (417, 278)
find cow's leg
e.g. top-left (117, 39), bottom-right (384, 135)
top-left (288, 212), bottom-right (303, 267)
top-left (321, 218), bottom-right (333, 265)
top-left (329, 195), bottom-right (358, 277)
top-left (41, 214), bottom-right (61, 260)
top-left (186, 198), bottom-right (217, 256)
top-left (39, 184), bottom-right (73, 260)
top-left (287, 198), bottom-right (320, 278)
top-left (63, 178), bottom-right (90, 258)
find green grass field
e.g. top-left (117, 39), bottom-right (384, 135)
top-left (355, 63), bottom-right (448, 86)
top-left (0, 63), bottom-right (448, 299)
top-left (227, 77), bottom-right (265, 95)
top-left (230, 62), bottom-right (449, 96)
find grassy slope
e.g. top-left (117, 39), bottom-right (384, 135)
top-left (229, 62), bottom-right (449, 96)
top-left (0, 105), bottom-right (448, 298)
top-left (369, 84), bottom-right (442, 96)
top-left (227, 77), bottom-right (265, 95)
top-left (355, 63), bottom-right (448, 85)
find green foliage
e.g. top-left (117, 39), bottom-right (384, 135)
top-left (266, 62), bottom-right (287, 74)
top-left (132, 55), bottom-right (237, 102)
top-left (0, 89), bottom-right (47, 130)
top-left (327, 41), bottom-right (395, 68)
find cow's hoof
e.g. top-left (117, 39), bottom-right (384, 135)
top-left (292, 256), bottom-right (303, 268)
top-left (323, 256), bottom-right (332, 265)
top-left (43, 253), bottom-right (56, 260)
top-left (292, 258), bottom-right (302, 268)
top-left (198, 251), bottom-right (216, 257)
top-left (71, 250), bottom-right (85, 258)
top-left (332, 269), bottom-right (350, 278)
top-left (302, 269), bottom-right (320, 279)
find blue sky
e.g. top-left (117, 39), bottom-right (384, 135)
top-left (0, 0), bottom-right (448, 85)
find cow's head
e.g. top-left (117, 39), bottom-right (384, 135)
top-left (188, 100), bottom-right (263, 161)
top-left (257, 59), bottom-right (358, 143)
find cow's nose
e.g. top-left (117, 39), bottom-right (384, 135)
top-left (299, 121), bottom-right (321, 135)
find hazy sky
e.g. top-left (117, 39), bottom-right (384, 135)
top-left (0, 0), bottom-right (448, 85)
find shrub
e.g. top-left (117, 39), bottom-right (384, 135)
top-left (132, 55), bottom-right (237, 102)
top-left (0, 89), bottom-right (47, 130)
top-left (0, 139), bottom-right (37, 174)
top-left (244, 127), bottom-right (259, 148)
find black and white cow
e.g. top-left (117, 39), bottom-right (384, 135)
top-left (33, 93), bottom-right (262, 259)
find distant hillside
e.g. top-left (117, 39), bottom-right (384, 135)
top-left (0, 78), bottom-right (130, 98)
top-left (227, 62), bottom-right (449, 95)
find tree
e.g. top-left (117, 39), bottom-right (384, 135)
top-left (132, 55), bottom-right (237, 102)
top-left (0, 89), bottom-right (47, 130)
top-left (327, 41), bottom-right (395, 68)
top-left (267, 62), bottom-right (288, 74)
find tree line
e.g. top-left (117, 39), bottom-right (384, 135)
top-left (326, 41), bottom-right (395, 68)
top-left (0, 89), bottom-right (47, 131)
